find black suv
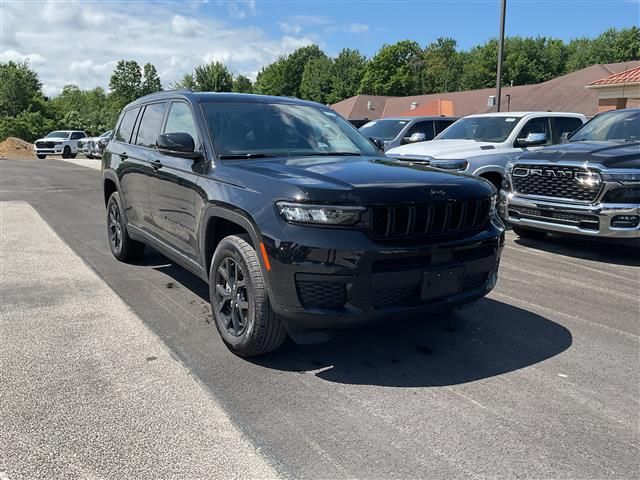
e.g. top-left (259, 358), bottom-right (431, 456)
top-left (103, 92), bottom-right (505, 356)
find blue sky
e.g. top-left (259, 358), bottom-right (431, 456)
top-left (1, 0), bottom-right (638, 96)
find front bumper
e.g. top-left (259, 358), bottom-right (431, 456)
top-left (262, 221), bottom-right (505, 330)
top-left (503, 191), bottom-right (640, 239)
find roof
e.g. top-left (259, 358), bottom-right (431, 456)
top-left (128, 91), bottom-right (324, 108)
top-left (331, 61), bottom-right (640, 120)
top-left (587, 66), bottom-right (640, 87)
top-left (464, 111), bottom-right (585, 118)
top-left (368, 115), bottom-right (458, 121)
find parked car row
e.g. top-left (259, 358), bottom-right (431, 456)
top-left (96, 91), bottom-right (637, 358)
top-left (34, 129), bottom-right (113, 159)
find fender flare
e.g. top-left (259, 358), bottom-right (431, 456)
top-left (102, 170), bottom-right (130, 223)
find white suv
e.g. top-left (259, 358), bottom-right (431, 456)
top-left (386, 112), bottom-right (586, 189)
top-left (33, 130), bottom-right (87, 159)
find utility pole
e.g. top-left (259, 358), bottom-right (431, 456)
top-left (496, 0), bottom-right (507, 112)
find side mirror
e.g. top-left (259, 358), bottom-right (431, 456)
top-left (560, 131), bottom-right (571, 144)
top-left (408, 132), bottom-right (427, 143)
top-left (516, 132), bottom-right (547, 147)
top-left (369, 137), bottom-right (385, 152)
top-left (157, 132), bottom-right (202, 159)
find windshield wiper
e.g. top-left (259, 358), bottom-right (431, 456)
top-left (294, 152), bottom-right (362, 157)
top-left (218, 153), bottom-right (279, 159)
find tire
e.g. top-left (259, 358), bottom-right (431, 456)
top-left (513, 225), bottom-right (547, 240)
top-left (62, 146), bottom-right (71, 159)
top-left (209, 234), bottom-right (287, 357)
top-left (86, 154), bottom-right (94, 159)
top-left (36, 154), bottom-right (46, 159)
top-left (106, 192), bottom-right (145, 262)
top-left (70, 153), bottom-right (77, 159)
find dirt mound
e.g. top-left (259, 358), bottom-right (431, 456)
top-left (0, 137), bottom-right (37, 160)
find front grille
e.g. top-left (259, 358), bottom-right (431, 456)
top-left (369, 199), bottom-right (490, 240)
top-left (512, 164), bottom-right (602, 202)
top-left (35, 141), bottom-right (55, 148)
top-left (509, 206), bottom-right (599, 231)
top-left (297, 281), bottom-right (346, 309)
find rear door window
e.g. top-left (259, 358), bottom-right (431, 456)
top-left (115, 108), bottom-right (140, 143)
top-left (435, 120), bottom-right (455, 135)
top-left (135, 102), bottom-right (167, 148)
top-left (70, 132), bottom-right (85, 140)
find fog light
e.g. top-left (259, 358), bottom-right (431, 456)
top-left (611, 215), bottom-right (640, 228)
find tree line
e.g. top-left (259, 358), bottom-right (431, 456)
top-left (1, 27), bottom-right (638, 143)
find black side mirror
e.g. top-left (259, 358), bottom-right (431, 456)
top-left (369, 137), bottom-right (385, 151)
top-left (157, 133), bottom-right (202, 159)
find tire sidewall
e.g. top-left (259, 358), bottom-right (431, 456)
top-left (209, 240), bottom-right (260, 350)
top-left (107, 192), bottom-right (124, 258)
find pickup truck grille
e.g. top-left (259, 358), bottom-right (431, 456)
top-left (370, 199), bottom-right (490, 240)
top-left (512, 164), bottom-right (602, 202)
top-left (35, 141), bottom-right (55, 148)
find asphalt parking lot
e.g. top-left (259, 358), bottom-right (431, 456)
top-left (1, 158), bottom-right (639, 479)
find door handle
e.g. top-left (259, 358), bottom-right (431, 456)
top-left (151, 159), bottom-right (163, 170)
top-left (120, 152), bottom-right (128, 160)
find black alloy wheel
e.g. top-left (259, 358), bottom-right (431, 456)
top-left (214, 256), bottom-right (250, 337)
top-left (106, 192), bottom-right (145, 262)
top-left (108, 200), bottom-right (123, 255)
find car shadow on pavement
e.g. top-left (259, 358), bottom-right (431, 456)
top-left (251, 298), bottom-right (573, 387)
top-left (514, 235), bottom-right (640, 267)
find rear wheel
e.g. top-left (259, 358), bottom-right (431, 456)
top-left (36, 154), bottom-right (46, 159)
top-left (513, 225), bottom-right (547, 240)
top-left (209, 234), bottom-right (287, 357)
top-left (106, 192), bottom-right (145, 262)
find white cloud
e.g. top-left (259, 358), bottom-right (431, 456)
top-left (278, 22), bottom-right (302, 35)
top-left (345, 23), bottom-right (369, 34)
top-left (2, 0), bottom-right (315, 95)
top-left (225, 0), bottom-right (256, 19)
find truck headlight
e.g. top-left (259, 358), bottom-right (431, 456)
top-left (601, 171), bottom-right (640, 184)
top-left (276, 202), bottom-right (365, 226)
top-left (505, 161), bottom-right (514, 175)
top-left (53, 142), bottom-right (62, 146)
top-left (430, 159), bottom-right (468, 171)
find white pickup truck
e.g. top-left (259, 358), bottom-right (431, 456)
top-left (33, 130), bottom-right (87, 159)
top-left (386, 112), bottom-right (586, 189)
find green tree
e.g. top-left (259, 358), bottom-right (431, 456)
top-left (300, 56), bottom-right (334, 103)
top-left (253, 58), bottom-right (287, 96)
top-left (232, 74), bottom-right (253, 93)
top-left (108, 60), bottom-right (142, 111)
top-left (281, 45), bottom-right (326, 98)
top-left (0, 60), bottom-right (44, 117)
top-left (0, 110), bottom-right (54, 143)
top-left (359, 40), bottom-right (422, 95)
top-left (172, 73), bottom-right (197, 90)
top-left (459, 41), bottom-right (497, 90)
top-left (327, 48), bottom-right (367, 104)
top-left (192, 62), bottom-right (233, 92)
top-left (419, 38), bottom-right (463, 93)
top-left (140, 63), bottom-right (162, 96)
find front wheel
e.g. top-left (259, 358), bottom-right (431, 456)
top-left (106, 192), bottom-right (145, 262)
top-left (36, 154), bottom-right (46, 159)
top-left (62, 146), bottom-right (71, 158)
top-left (513, 225), bottom-right (547, 240)
top-left (209, 234), bottom-right (287, 357)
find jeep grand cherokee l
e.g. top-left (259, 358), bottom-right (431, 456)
top-left (103, 92), bottom-right (505, 356)
top-left (503, 108), bottom-right (639, 244)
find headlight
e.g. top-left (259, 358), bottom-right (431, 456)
top-left (429, 159), bottom-right (468, 171)
top-left (505, 161), bottom-right (514, 175)
top-left (276, 202), bottom-right (365, 226)
top-left (53, 142), bottom-right (62, 146)
top-left (601, 171), bottom-right (640, 184)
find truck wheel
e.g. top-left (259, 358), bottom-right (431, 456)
top-left (106, 192), bottom-right (145, 262)
top-left (209, 234), bottom-right (287, 357)
top-left (513, 225), bottom-right (547, 240)
top-left (70, 153), bottom-right (77, 159)
top-left (62, 146), bottom-right (71, 158)
top-left (36, 154), bottom-right (46, 159)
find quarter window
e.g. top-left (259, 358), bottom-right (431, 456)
top-left (135, 102), bottom-right (167, 148)
top-left (115, 108), bottom-right (140, 143)
top-left (164, 102), bottom-right (199, 145)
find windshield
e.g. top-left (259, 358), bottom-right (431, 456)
top-left (436, 116), bottom-right (523, 142)
top-left (359, 119), bottom-right (409, 140)
top-left (570, 110), bottom-right (640, 142)
top-left (201, 102), bottom-right (379, 158)
top-left (46, 131), bottom-right (70, 139)
top-left (99, 130), bottom-right (113, 138)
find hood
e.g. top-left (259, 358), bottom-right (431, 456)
top-left (518, 141), bottom-right (640, 169)
top-left (36, 137), bottom-right (68, 142)
top-left (387, 139), bottom-right (500, 160)
top-left (224, 155), bottom-right (494, 204)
